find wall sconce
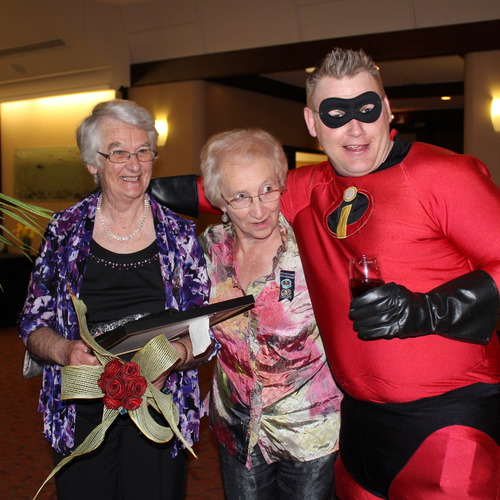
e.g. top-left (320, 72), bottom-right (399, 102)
top-left (155, 119), bottom-right (168, 146)
top-left (491, 98), bottom-right (500, 132)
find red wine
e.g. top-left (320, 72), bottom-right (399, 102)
top-left (350, 278), bottom-right (385, 298)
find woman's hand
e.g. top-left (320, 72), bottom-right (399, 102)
top-left (27, 327), bottom-right (99, 367)
top-left (64, 339), bottom-right (100, 366)
top-left (150, 337), bottom-right (216, 390)
top-left (150, 339), bottom-right (190, 390)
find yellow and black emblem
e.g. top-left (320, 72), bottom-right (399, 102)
top-left (326, 186), bottom-right (372, 239)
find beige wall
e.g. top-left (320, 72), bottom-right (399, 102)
top-left (464, 50), bottom-right (500, 186)
top-left (128, 81), bottom-right (208, 178)
top-left (204, 83), bottom-right (318, 151)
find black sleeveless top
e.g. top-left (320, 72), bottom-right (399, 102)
top-left (80, 239), bottom-right (166, 330)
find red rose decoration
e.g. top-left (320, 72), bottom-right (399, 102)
top-left (128, 376), bottom-right (148, 397)
top-left (102, 395), bottom-right (121, 411)
top-left (121, 396), bottom-right (143, 411)
top-left (104, 378), bottom-right (126, 398)
top-left (104, 359), bottom-right (122, 377)
top-left (121, 362), bottom-right (141, 379)
top-left (98, 360), bottom-right (147, 411)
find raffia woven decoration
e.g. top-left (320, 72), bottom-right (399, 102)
top-left (33, 291), bottom-right (191, 499)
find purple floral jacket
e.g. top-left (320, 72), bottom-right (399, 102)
top-left (18, 192), bottom-right (210, 455)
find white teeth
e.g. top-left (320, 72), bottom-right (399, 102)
top-left (345, 145), bottom-right (364, 151)
top-left (121, 176), bottom-right (139, 181)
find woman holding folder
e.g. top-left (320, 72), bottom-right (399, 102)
top-left (19, 99), bottom-right (212, 500)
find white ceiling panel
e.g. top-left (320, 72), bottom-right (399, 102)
top-left (129, 23), bottom-right (205, 62)
top-left (195, 0), bottom-right (301, 53)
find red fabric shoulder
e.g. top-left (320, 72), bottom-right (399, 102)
top-left (198, 177), bottom-right (221, 215)
top-left (281, 161), bottom-right (334, 223)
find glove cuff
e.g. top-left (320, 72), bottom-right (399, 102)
top-left (427, 270), bottom-right (499, 344)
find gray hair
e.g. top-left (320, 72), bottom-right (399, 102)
top-left (200, 128), bottom-right (288, 207)
top-left (76, 99), bottom-right (158, 170)
top-left (306, 48), bottom-right (384, 107)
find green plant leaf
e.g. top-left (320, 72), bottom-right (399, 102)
top-left (0, 193), bottom-right (53, 259)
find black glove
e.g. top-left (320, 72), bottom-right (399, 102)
top-left (149, 175), bottom-right (199, 217)
top-left (349, 270), bottom-right (499, 344)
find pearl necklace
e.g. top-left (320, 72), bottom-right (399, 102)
top-left (96, 194), bottom-right (150, 241)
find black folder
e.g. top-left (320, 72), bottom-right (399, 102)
top-left (95, 295), bottom-right (254, 355)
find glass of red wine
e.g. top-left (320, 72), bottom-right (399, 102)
top-left (349, 255), bottom-right (385, 298)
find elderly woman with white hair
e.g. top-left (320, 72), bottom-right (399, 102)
top-left (19, 99), bottom-right (212, 500)
top-left (196, 128), bottom-right (342, 500)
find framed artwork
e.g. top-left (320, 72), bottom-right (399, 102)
top-left (13, 146), bottom-right (95, 201)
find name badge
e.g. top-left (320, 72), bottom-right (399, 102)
top-left (279, 270), bottom-right (295, 302)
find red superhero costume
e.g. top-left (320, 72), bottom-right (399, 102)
top-left (150, 136), bottom-right (500, 499)
top-left (281, 138), bottom-right (500, 402)
top-left (279, 137), bottom-right (500, 499)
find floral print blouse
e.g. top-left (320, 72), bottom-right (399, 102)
top-left (199, 216), bottom-right (342, 469)
top-left (18, 192), bottom-right (210, 455)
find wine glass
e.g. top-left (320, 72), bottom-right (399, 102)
top-left (349, 255), bottom-right (385, 298)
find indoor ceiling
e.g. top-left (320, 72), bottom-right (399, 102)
top-left (1, 1), bottom-right (500, 112)
top-left (263, 54), bottom-right (466, 111)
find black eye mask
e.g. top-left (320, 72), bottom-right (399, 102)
top-left (318, 91), bottom-right (382, 128)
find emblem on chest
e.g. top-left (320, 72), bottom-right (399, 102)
top-left (326, 186), bottom-right (373, 239)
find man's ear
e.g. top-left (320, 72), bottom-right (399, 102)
top-left (383, 95), bottom-right (392, 124)
top-left (304, 107), bottom-right (318, 138)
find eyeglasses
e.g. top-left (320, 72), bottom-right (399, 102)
top-left (97, 148), bottom-right (158, 163)
top-left (221, 189), bottom-right (282, 209)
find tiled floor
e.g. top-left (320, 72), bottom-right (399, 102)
top-left (0, 326), bottom-right (223, 499)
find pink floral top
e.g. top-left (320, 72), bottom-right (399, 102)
top-left (200, 216), bottom-right (342, 469)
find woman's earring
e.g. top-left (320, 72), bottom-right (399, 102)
top-left (221, 212), bottom-right (229, 224)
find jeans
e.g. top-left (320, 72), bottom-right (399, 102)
top-left (219, 445), bottom-right (337, 500)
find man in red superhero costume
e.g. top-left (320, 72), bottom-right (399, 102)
top-left (151, 48), bottom-right (500, 499)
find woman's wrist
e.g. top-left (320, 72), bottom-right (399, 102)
top-left (173, 339), bottom-right (189, 366)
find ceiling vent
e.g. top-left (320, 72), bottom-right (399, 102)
top-left (0, 39), bottom-right (67, 58)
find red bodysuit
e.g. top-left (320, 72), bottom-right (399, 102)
top-left (279, 140), bottom-right (500, 499)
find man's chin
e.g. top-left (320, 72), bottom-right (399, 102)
top-left (333, 164), bottom-right (377, 177)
